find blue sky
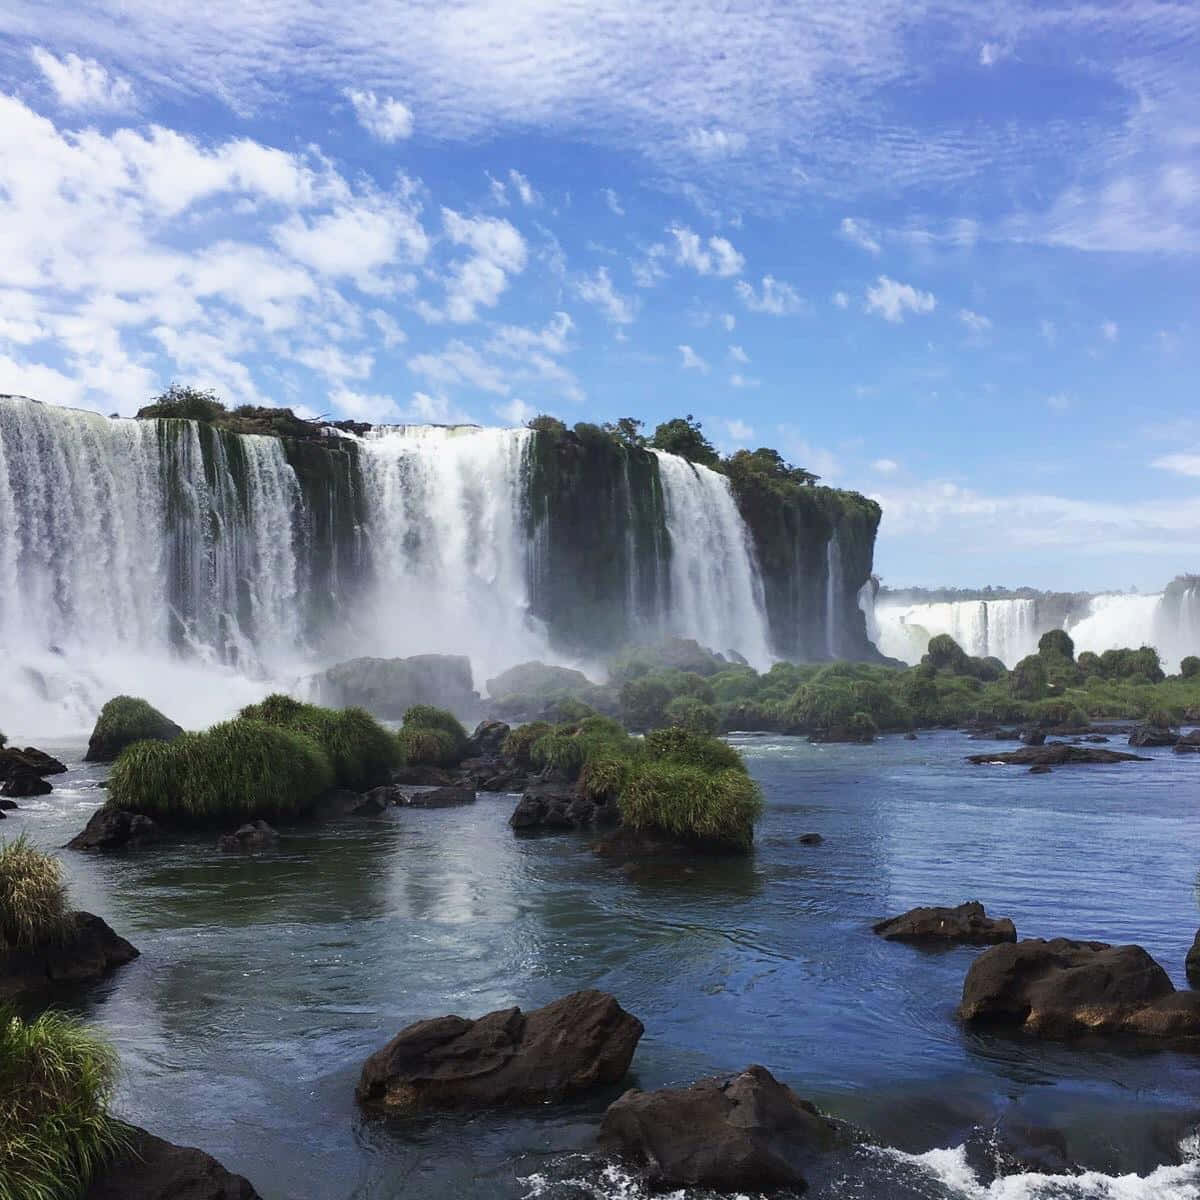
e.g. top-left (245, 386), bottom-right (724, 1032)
top-left (0, 2), bottom-right (1197, 593)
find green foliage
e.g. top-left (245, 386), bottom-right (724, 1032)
top-left (239, 695), bottom-right (400, 790)
top-left (136, 382), bottom-right (226, 422)
top-left (107, 719), bottom-right (333, 824)
top-left (501, 721), bottom-right (553, 766)
top-left (619, 676), bottom-right (674, 731)
top-left (602, 417), bottom-right (645, 448)
top-left (923, 634), bottom-right (969, 674)
top-left (578, 753), bottom-right (634, 800)
top-left (847, 711), bottom-right (877, 741)
top-left (1009, 654), bottom-right (1048, 701)
top-left (648, 414), bottom-right (720, 467)
top-left (619, 763), bottom-right (762, 851)
top-left (665, 696), bottom-right (719, 735)
top-left (723, 446), bottom-right (820, 495)
top-left (397, 727), bottom-right (458, 766)
top-left (1038, 629), bottom-right (1076, 661)
top-left (1181, 656), bottom-right (1200, 680)
top-left (89, 696), bottom-right (178, 755)
top-left (0, 836), bottom-right (72, 951)
top-left (643, 726), bottom-right (746, 774)
top-left (0, 1009), bottom-right (127, 1200)
top-left (527, 414), bottom-right (567, 438)
top-left (401, 706), bottom-right (469, 764)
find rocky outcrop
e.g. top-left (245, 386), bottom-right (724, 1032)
top-left (84, 696), bottom-right (183, 762)
top-left (966, 745), bottom-right (1150, 767)
top-left (356, 990), bottom-right (643, 1114)
top-left (466, 719), bottom-right (510, 757)
top-left (873, 900), bottom-right (1016, 945)
top-left (1, 771), bottom-right (52, 797)
top-left (1174, 730), bottom-right (1200, 754)
top-left (1188, 931), bottom-right (1200, 988)
top-left (396, 785), bottom-right (476, 807)
top-left (68, 807), bottom-right (162, 851)
top-left (87, 1126), bottom-right (260, 1200)
top-left (217, 821), bottom-right (279, 852)
top-left (509, 782), bottom-right (617, 832)
top-left (306, 654), bottom-right (479, 721)
top-left (959, 938), bottom-right (1200, 1039)
top-left (1129, 725), bottom-right (1179, 748)
top-left (591, 824), bottom-right (749, 861)
top-left (0, 911), bottom-right (138, 999)
top-left (597, 1065), bottom-right (837, 1192)
top-left (0, 745), bottom-right (67, 797)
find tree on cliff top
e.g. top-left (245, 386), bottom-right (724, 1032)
top-left (136, 383), bottom-right (227, 422)
top-left (649, 414), bottom-right (719, 467)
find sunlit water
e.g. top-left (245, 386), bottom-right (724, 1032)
top-left (9, 732), bottom-right (1200, 1198)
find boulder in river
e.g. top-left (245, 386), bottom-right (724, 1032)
top-left (217, 820), bottom-right (279, 852)
top-left (1187, 931), bottom-right (1200, 988)
top-left (466, 719), bottom-right (510, 757)
top-left (959, 938), bottom-right (1200, 1039)
top-left (1174, 730), bottom-right (1200, 754)
top-left (68, 807), bottom-right (162, 851)
top-left (0, 911), bottom-right (138, 1000)
top-left (84, 695), bottom-right (183, 762)
top-left (873, 900), bottom-right (1016, 945)
top-left (87, 1125), bottom-right (261, 1199)
top-left (510, 782), bottom-right (616, 832)
top-left (396, 785), bottom-right (476, 808)
top-left (306, 653), bottom-right (479, 721)
top-left (1129, 725), bottom-right (1179, 748)
top-left (966, 745), bottom-right (1150, 767)
top-left (1, 771), bottom-right (52, 797)
top-left (356, 989), bottom-right (643, 1114)
top-left (0, 745), bottom-right (68, 780)
top-left (597, 1064), bottom-right (837, 1192)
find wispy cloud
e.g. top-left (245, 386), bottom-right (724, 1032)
top-left (344, 88), bottom-right (413, 142)
top-left (678, 344), bottom-right (709, 372)
top-left (30, 48), bottom-right (135, 111)
top-left (669, 224), bottom-right (744, 276)
top-left (736, 275), bottom-right (804, 316)
top-left (575, 266), bottom-right (636, 324)
top-left (838, 217), bottom-right (881, 254)
top-left (864, 276), bottom-right (936, 322)
top-left (1152, 453), bottom-right (1200, 477)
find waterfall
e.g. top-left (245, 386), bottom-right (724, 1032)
top-left (650, 450), bottom-right (773, 670)
top-left (870, 598), bottom-right (1041, 665)
top-left (825, 535), bottom-right (842, 658)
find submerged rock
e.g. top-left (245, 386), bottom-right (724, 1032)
top-left (597, 1064), bottom-right (837, 1192)
top-left (87, 1126), bottom-right (261, 1200)
top-left (0, 911), bottom-right (138, 1000)
top-left (217, 820), bottom-right (279, 852)
top-left (797, 832), bottom-right (824, 845)
top-left (1129, 725), bottom-right (1179, 748)
top-left (959, 938), bottom-right (1200, 1039)
top-left (68, 807), bottom-right (162, 851)
top-left (966, 745), bottom-right (1150, 767)
top-left (356, 989), bottom-right (643, 1114)
top-left (874, 900), bottom-right (1016, 945)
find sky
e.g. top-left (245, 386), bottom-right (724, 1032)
top-left (0, 1), bottom-right (1197, 594)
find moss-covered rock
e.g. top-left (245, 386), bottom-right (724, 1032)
top-left (85, 696), bottom-right (183, 763)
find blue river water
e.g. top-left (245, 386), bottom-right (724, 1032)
top-left (8, 730), bottom-right (1200, 1199)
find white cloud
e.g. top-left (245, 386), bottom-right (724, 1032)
top-left (979, 42), bottom-right (1007, 67)
top-left (872, 458), bottom-right (899, 473)
top-left (1151, 453), bottom-right (1200, 477)
top-left (838, 217), bottom-right (881, 254)
top-left (369, 309), bottom-right (406, 348)
top-left (344, 88), bottom-right (413, 142)
top-left (486, 172), bottom-right (509, 205)
top-left (864, 275), bottom-right (936, 322)
top-left (294, 344), bottom-right (372, 381)
top-left (729, 344), bottom-right (749, 364)
top-left (30, 48), bottom-right (135, 111)
top-left (408, 341), bottom-right (511, 394)
top-left (724, 418), bottom-right (754, 443)
top-left (489, 311), bottom-right (574, 357)
top-left (958, 308), bottom-right (992, 333)
top-left (407, 390), bottom-right (476, 424)
top-left (776, 428), bottom-right (838, 481)
top-left (508, 169), bottom-right (538, 206)
top-left (1101, 319), bottom-right (1119, 341)
top-left (832, 290), bottom-right (849, 309)
top-left (631, 243), bottom-right (669, 288)
top-left (331, 386), bottom-right (399, 421)
top-left (736, 275), bottom-right (804, 316)
top-left (1047, 393), bottom-right (1071, 411)
top-left (574, 266), bottom-right (635, 324)
top-left (686, 128), bottom-right (747, 157)
top-left (729, 372), bottom-right (760, 388)
top-left (421, 208), bottom-right (528, 323)
top-left (668, 224), bottom-right (745, 277)
top-left (721, 313), bottom-right (736, 332)
top-left (678, 344), bottom-right (709, 372)
top-left (496, 397), bottom-right (537, 425)
top-left (603, 188), bottom-right (625, 216)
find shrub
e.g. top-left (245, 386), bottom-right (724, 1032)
top-left (402, 706), bottom-right (469, 762)
top-left (397, 727), bottom-right (459, 766)
top-left (579, 753), bottom-right (634, 801)
top-left (0, 732), bottom-right (6, 749)
top-left (648, 414), bottom-right (720, 468)
top-left (527, 414), bottom-right (567, 438)
top-left (665, 696), bottom-right (719, 735)
top-left (644, 727), bottom-right (745, 774)
top-left (85, 695), bottom-right (181, 763)
top-left (107, 719), bottom-right (333, 825)
top-left (619, 676), bottom-right (673, 731)
top-left (239, 695), bottom-right (400, 790)
top-left (846, 711), bottom-right (877, 741)
top-left (530, 729), bottom-right (586, 778)
top-left (1038, 629), bottom-right (1075, 662)
top-left (0, 1008), bottom-right (126, 1200)
top-left (136, 382), bottom-right (226, 422)
top-left (501, 721), bottom-right (553, 766)
top-left (0, 836), bottom-right (72, 951)
top-left (1009, 655), bottom-right (1048, 701)
top-left (1181, 656), bottom-right (1200, 680)
top-left (619, 763), bottom-right (762, 851)
top-left (923, 634), bottom-right (969, 674)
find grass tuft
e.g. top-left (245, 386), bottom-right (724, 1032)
top-left (400, 706), bottom-right (469, 765)
top-left (619, 763), bottom-right (763, 851)
top-left (0, 836), bottom-right (73, 951)
top-left (85, 696), bottom-right (180, 762)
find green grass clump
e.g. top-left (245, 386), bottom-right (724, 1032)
top-left (84, 695), bottom-right (180, 762)
top-left (643, 727), bottom-right (746, 774)
top-left (239, 695), bottom-right (400, 790)
top-left (0, 1008), bottom-right (127, 1200)
top-left (401, 706), bottom-right (469, 764)
top-left (501, 721), bottom-right (553, 766)
top-left (665, 696), bottom-right (719, 735)
top-left (107, 719), bottom-right (333, 825)
top-left (0, 836), bottom-right (73, 951)
top-left (579, 753), bottom-right (634, 800)
top-left (619, 763), bottom-right (763, 851)
top-left (396, 726), bottom-right (459, 766)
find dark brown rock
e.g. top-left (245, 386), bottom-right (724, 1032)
top-left (397, 785), bottom-right (476, 808)
top-left (0, 911), bottom-right (138, 1000)
top-left (510, 784), bottom-right (615, 832)
top-left (0, 798), bottom-right (18, 810)
top-left (467, 720), bottom-right (510, 757)
top-left (597, 1065), bottom-right (837, 1192)
top-left (959, 938), bottom-right (1200, 1039)
top-left (874, 900), bottom-right (1016, 945)
top-left (68, 807), bottom-right (162, 851)
top-left (0, 745), bottom-right (68, 780)
top-left (356, 989), bottom-right (643, 1114)
top-left (216, 821), bottom-right (278, 852)
top-left (798, 833), bottom-right (824, 845)
top-left (592, 824), bottom-right (748, 860)
top-left (1129, 725), bottom-right (1179, 748)
top-left (1174, 730), bottom-right (1200, 754)
top-left (1029, 764), bottom-right (1052, 774)
top-left (966, 745), bottom-right (1150, 767)
top-left (87, 1126), bottom-right (260, 1199)
top-left (389, 764), bottom-right (458, 786)
top-left (1, 771), bottom-right (52, 797)
top-left (1188, 930), bottom-right (1200, 988)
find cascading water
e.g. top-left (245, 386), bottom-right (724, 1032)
top-left (354, 425), bottom-right (553, 680)
top-left (825, 534), bottom-right (842, 658)
top-left (650, 450), bottom-right (773, 670)
top-left (870, 598), bottom-right (1041, 665)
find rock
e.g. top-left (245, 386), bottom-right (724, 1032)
top-left (1082, 734), bottom-right (1111, 743)
top-left (478, 768), bottom-right (526, 793)
top-left (306, 654), bottom-right (479, 721)
top-left (467, 720), bottom-right (510, 757)
top-left (592, 824), bottom-right (742, 860)
top-left (0, 798), bottom-right (18, 810)
top-left (966, 745), bottom-right (1150, 767)
top-left (0, 911), bottom-right (138, 1000)
top-left (217, 820), bottom-right (279, 852)
top-left (1029, 764), bottom-right (1052, 774)
top-left (797, 833), bottom-right (824, 845)
top-left (396, 786), bottom-right (476, 808)
top-left (87, 1126), bottom-right (261, 1199)
top-left (0, 745), bottom-right (68, 780)
top-left (84, 696), bottom-right (183, 763)
top-left (1174, 730), bottom-right (1200, 754)
top-left (959, 938), bottom-right (1200, 1039)
top-left (874, 900), bottom-right (1016, 945)
top-left (904, 732), bottom-right (919, 740)
top-left (353, 787), bottom-right (393, 815)
top-left (389, 764), bottom-right (458, 787)
top-left (509, 784), bottom-right (616, 832)
top-left (1019, 729), bottom-right (1047, 746)
top-left (1187, 931), bottom-right (1200, 988)
top-left (68, 807), bottom-right (162, 851)
top-left (486, 661), bottom-right (596, 701)
top-left (597, 1065), bottom-right (837, 1192)
top-left (356, 989), bottom-right (643, 1114)
top-left (1129, 725), bottom-right (1179, 748)
top-left (1, 770), bottom-right (52, 797)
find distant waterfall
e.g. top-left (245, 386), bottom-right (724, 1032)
top-left (651, 451), bottom-right (773, 669)
top-left (870, 598), bottom-right (1041, 665)
top-left (825, 535), bottom-right (842, 658)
